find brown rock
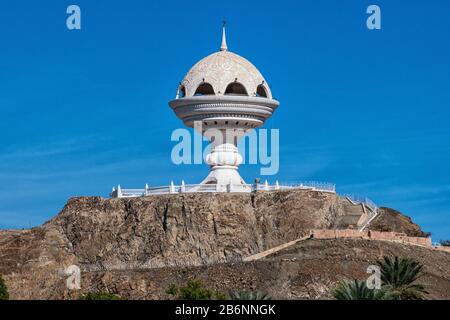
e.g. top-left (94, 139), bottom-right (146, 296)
top-left (0, 190), bottom-right (441, 300)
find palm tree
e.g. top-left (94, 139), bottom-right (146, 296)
top-left (376, 256), bottom-right (428, 300)
top-left (332, 279), bottom-right (384, 300)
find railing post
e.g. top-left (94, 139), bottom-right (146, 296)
top-left (110, 181), bottom-right (342, 196)
top-left (254, 178), bottom-right (260, 192)
top-left (275, 180), bottom-right (280, 190)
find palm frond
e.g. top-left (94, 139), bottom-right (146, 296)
top-left (377, 256), bottom-right (428, 300)
top-left (332, 280), bottom-right (383, 300)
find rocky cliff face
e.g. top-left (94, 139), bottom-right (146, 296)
top-left (76, 239), bottom-right (450, 300)
top-left (46, 190), bottom-right (345, 269)
top-left (369, 207), bottom-right (427, 237)
top-left (0, 189), bottom-right (436, 300)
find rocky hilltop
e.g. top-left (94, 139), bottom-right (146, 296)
top-left (0, 190), bottom-right (447, 300)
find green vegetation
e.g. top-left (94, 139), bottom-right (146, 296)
top-left (229, 290), bottom-right (271, 300)
top-left (0, 275), bottom-right (9, 300)
top-left (332, 280), bottom-right (384, 300)
top-left (167, 280), bottom-right (273, 300)
top-left (440, 240), bottom-right (450, 247)
top-left (167, 280), bottom-right (226, 300)
top-left (332, 256), bottom-right (427, 300)
top-left (377, 256), bottom-right (428, 300)
top-left (79, 292), bottom-right (122, 300)
top-left (166, 284), bottom-right (178, 296)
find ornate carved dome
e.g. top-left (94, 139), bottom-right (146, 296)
top-left (176, 27), bottom-right (272, 100)
top-left (169, 25), bottom-right (279, 131)
top-left (168, 25), bottom-right (280, 186)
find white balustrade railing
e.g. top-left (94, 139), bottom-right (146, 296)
top-left (275, 181), bottom-right (336, 193)
top-left (110, 180), bottom-right (336, 198)
top-left (109, 181), bottom-right (380, 231)
top-left (344, 194), bottom-right (378, 213)
top-left (343, 194), bottom-right (380, 231)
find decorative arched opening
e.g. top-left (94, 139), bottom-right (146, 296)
top-left (177, 85), bottom-right (186, 98)
top-left (194, 82), bottom-right (215, 96)
top-left (225, 82), bottom-right (248, 96)
top-left (256, 84), bottom-right (268, 98)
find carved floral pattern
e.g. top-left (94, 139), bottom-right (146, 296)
top-left (180, 51), bottom-right (272, 98)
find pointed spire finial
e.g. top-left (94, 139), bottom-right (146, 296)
top-left (220, 20), bottom-right (228, 51)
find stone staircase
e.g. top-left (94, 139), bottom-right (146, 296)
top-left (333, 197), bottom-right (368, 229)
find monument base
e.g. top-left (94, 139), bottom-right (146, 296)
top-left (200, 165), bottom-right (247, 186)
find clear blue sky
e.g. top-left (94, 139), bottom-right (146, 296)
top-left (0, 0), bottom-right (449, 240)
